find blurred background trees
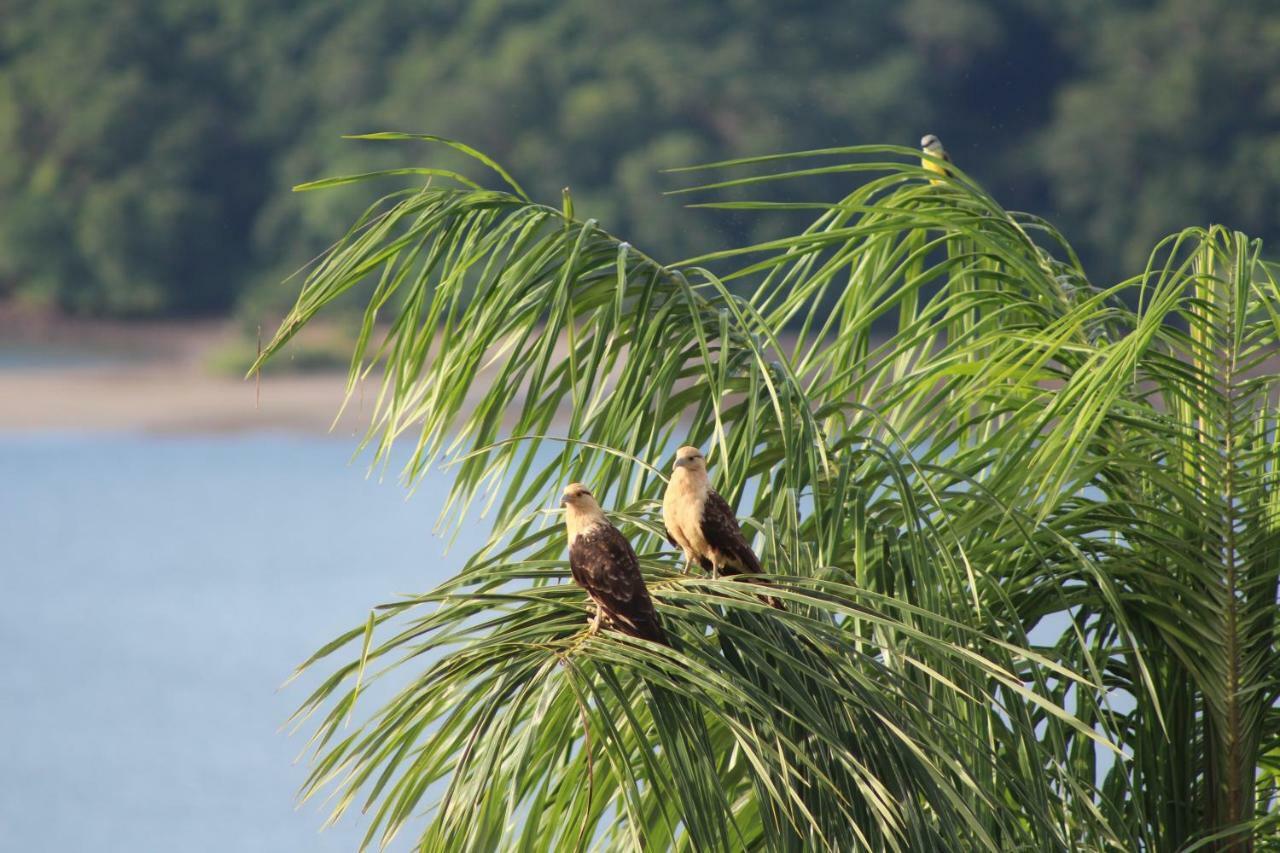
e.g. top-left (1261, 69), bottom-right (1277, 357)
top-left (4, 0), bottom-right (1280, 317)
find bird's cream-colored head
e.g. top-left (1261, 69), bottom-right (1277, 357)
top-left (920, 134), bottom-right (946, 157)
top-left (671, 445), bottom-right (709, 485)
top-left (562, 482), bottom-right (606, 540)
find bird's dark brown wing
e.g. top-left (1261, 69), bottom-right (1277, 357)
top-left (701, 490), bottom-right (762, 575)
top-left (569, 524), bottom-right (667, 644)
top-left (702, 490), bottom-right (783, 609)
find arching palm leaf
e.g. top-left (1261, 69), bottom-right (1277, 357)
top-left (258, 137), bottom-right (1279, 850)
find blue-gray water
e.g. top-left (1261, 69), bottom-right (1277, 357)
top-left (1, 432), bottom-right (1114, 849)
top-left (0, 433), bottom-right (481, 851)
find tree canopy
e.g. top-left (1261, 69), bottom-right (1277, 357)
top-left (5, 0), bottom-right (1280, 316)
top-left (260, 137), bottom-right (1280, 850)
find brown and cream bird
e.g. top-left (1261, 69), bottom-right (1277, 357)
top-left (562, 483), bottom-right (667, 644)
top-left (662, 446), bottom-right (782, 608)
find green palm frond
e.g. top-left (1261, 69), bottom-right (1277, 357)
top-left (259, 137), bottom-right (1280, 850)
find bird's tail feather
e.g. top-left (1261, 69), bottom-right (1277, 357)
top-left (612, 610), bottom-right (670, 646)
top-left (699, 556), bottom-right (784, 609)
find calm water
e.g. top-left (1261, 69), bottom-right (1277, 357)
top-left (0, 433), bottom-right (484, 851)
top-left (0, 431), bottom-right (1112, 850)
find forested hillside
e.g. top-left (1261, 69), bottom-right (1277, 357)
top-left (3, 0), bottom-right (1278, 316)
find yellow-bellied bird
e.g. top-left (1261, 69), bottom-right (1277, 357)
top-left (920, 133), bottom-right (952, 184)
top-left (662, 446), bottom-right (782, 608)
top-left (562, 483), bottom-right (668, 644)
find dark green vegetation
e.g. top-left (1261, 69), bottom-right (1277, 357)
top-left (6, 0), bottom-right (1280, 316)
top-left (262, 139), bottom-right (1280, 850)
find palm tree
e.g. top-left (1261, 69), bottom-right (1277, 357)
top-left (259, 135), bottom-right (1280, 851)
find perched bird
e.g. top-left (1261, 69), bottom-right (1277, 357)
top-left (662, 446), bottom-right (782, 608)
top-left (919, 133), bottom-right (952, 184)
top-left (562, 483), bottom-right (667, 644)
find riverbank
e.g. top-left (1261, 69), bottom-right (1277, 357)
top-left (0, 311), bottom-right (360, 434)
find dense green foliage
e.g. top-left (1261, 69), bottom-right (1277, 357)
top-left (262, 139), bottom-right (1280, 850)
top-left (6, 0), bottom-right (1280, 316)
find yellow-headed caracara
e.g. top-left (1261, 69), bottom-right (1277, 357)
top-left (662, 446), bottom-right (782, 608)
top-left (562, 483), bottom-right (667, 644)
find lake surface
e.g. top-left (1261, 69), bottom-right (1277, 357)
top-left (0, 433), bottom-right (484, 851)
top-left (0, 431), bottom-right (1109, 850)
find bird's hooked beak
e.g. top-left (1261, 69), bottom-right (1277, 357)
top-left (560, 497), bottom-right (568, 508)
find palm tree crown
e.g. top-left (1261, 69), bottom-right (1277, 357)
top-left (260, 135), bottom-right (1280, 851)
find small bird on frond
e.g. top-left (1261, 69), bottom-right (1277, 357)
top-left (920, 133), bottom-right (953, 185)
top-left (562, 483), bottom-right (668, 644)
top-left (662, 446), bottom-right (783, 609)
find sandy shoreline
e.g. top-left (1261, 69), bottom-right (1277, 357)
top-left (0, 310), bottom-right (804, 435)
top-left (0, 315), bottom-right (364, 434)
top-left (0, 364), bottom-right (366, 434)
